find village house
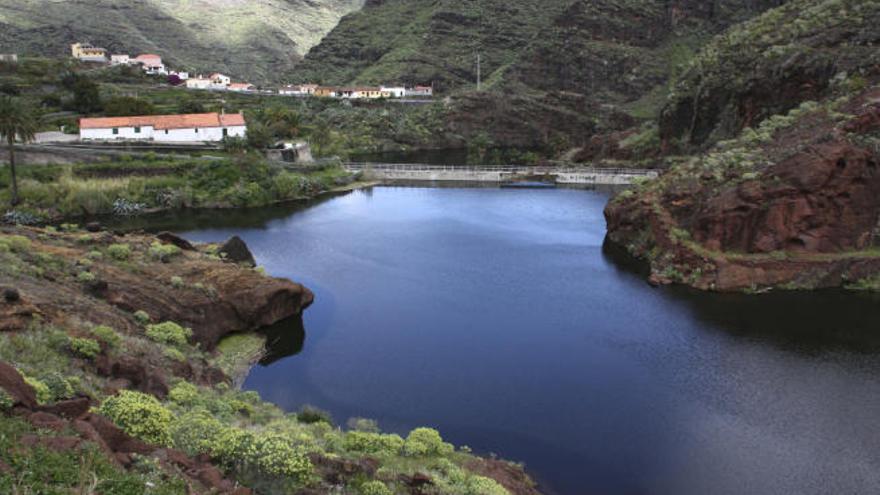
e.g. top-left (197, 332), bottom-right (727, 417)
top-left (314, 86), bottom-right (338, 98)
top-left (134, 54), bottom-right (166, 75)
top-left (169, 71), bottom-right (190, 81)
top-left (279, 84), bottom-right (318, 96)
top-left (405, 85), bottom-right (433, 97)
top-left (210, 73), bottom-right (231, 87)
top-left (79, 112), bottom-right (247, 143)
top-left (227, 82), bottom-right (255, 93)
top-left (110, 54), bottom-right (131, 66)
top-left (71, 43), bottom-right (108, 63)
top-left (381, 86), bottom-right (406, 98)
top-left (0, 54), bottom-right (17, 64)
top-left (185, 77), bottom-right (213, 90)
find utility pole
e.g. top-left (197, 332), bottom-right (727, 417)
top-left (476, 53), bottom-right (482, 91)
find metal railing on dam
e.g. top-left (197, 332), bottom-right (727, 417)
top-left (343, 162), bottom-right (659, 185)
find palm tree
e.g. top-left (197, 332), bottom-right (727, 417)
top-left (0, 95), bottom-right (37, 206)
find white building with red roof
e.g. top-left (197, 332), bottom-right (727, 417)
top-left (79, 112), bottom-right (246, 143)
top-left (134, 54), bottom-right (166, 75)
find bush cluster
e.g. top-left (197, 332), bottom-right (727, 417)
top-left (145, 321), bottom-right (192, 346)
top-left (403, 427), bottom-right (454, 457)
top-left (149, 242), bottom-right (181, 263)
top-left (106, 243), bottom-right (132, 261)
top-left (89, 325), bottom-right (121, 348)
top-left (68, 337), bottom-right (101, 359)
top-left (343, 431), bottom-right (405, 455)
top-left (98, 390), bottom-right (173, 445)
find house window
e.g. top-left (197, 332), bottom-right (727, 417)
top-left (112, 128), bottom-right (119, 135)
top-left (134, 126), bottom-right (141, 133)
top-left (222, 128), bottom-right (228, 137)
top-left (194, 128), bottom-right (199, 134)
top-left (165, 130), bottom-right (169, 134)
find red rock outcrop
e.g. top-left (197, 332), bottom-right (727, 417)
top-left (606, 87), bottom-right (880, 291)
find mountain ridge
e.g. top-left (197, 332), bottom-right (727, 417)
top-left (0, 0), bottom-right (364, 82)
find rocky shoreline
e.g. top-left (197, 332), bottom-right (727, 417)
top-left (0, 225), bottom-right (541, 494)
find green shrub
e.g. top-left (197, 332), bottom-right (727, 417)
top-left (133, 310), bottom-right (151, 324)
top-left (149, 241), bottom-right (181, 263)
top-left (344, 431), bottom-right (405, 455)
top-left (86, 250), bottom-right (103, 260)
top-left (0, 235), bottom-right (31, 252)
top-left (168, 381), bottom-right (200, 406)
top-left (107, 243), bottom-right (132, 261)
top-left (359, 480), bottom-right (393, 495)
top-left (250, 433), bottom-right (313, 480)
top-left (171, 409), bottom-right (225, 456)
top-left (403, 427), bottom-right (453, 457)
top-left (90, 325), bottom-right (121, 348)
top-left (98, 390), bottom-right (173, 445)
top-left (23, 375), bottom-right (52, 405)
top-left (42, 373), bottom-right (76, 401)
top-left (145, 321), bottom-right (192, 346)
top-left (297, 405), bottom-right (332, 425)
top-left (164, 347), bottom-right (186, 362)
top-left (76, 271), bottom-right (96, 284)
top-left (170, 276), bottom-right (184, 289)
top-left (69, 337), bottom-right (101, 359)
top-left (0, 389), bottom-right (14, 410)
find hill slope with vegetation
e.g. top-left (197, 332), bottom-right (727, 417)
top-left (605, 0), bottom-right (880, 292)
top-left (0, 0), bottom-right (364, 82)
top-left (292, 0), bottom-right (784, 149)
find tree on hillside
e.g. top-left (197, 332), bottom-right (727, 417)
top-left (61, 73), bottom-right (103, 114)
top-left (0, 96), bottom-right (38, 206)
top-left (104, 96), bottom-right (155, 117)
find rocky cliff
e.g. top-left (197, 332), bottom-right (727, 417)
top-left (659, 0), bottom-right (880, 149)
top-left (606, 78), bottom-right (880, 291)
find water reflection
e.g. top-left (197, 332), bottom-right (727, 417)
top-left (602, 237), bottom-right (880, 354)
top-left (259, 315), bottom-right (306, 366)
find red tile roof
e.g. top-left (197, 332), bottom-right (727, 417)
top-left (80, 112), bottom-right (245, 130)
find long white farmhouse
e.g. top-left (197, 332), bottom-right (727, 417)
top-left (79, 112), bottom-right (246, 143)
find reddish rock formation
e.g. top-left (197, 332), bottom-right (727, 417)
top-left (1, 229), bottom-right (313, 351)
top-left (693, 141), bottom-right (880, 253)
top-left (606, 85), bottom-right (880, 291)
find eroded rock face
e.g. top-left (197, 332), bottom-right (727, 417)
top-left (693, 141), bottom-right (880, 253)
top-left (605, 87), bottom-right (880, 291)
top-left (2, 229), bottom-right (313, 351)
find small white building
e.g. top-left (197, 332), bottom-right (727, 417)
top-left (279, 84), bottom-right (318, 96)
top-left (381, 86), bottom-right (406, 98)
top-left (134, 54), bottom-right (166, 75)
top-left (210, 73), bottom-right (231, 87)
top-left (227, 82), bottom-right (255, 93)
top-left (80, 112), bottom-right (246, 143)
top-left (110, 54), bottom-right (131, 66)
top-left (405, 85), bottom-right (434, 97)
top-left (186, 76), bottom-right (214, 89)
top-left (169, 71), bottom-right (189, 81)
top-left (0, 54), bottom-right (17, 64)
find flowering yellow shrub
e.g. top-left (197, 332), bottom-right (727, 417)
top-left (98, 390), bottom-right (173, 445)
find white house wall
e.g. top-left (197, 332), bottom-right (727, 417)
top-left (81, 125), bottom-right (246, 143)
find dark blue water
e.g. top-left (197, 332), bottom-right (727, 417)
top-left (167, 186), bottom-right (880, 495)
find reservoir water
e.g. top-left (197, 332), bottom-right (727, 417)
top-left (154, 186), bottom-right (880, 495)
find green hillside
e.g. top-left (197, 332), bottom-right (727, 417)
top-left (0, 0), bottom-right (364, 83)
top-left (292, 0), bottom-right (785, 148)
